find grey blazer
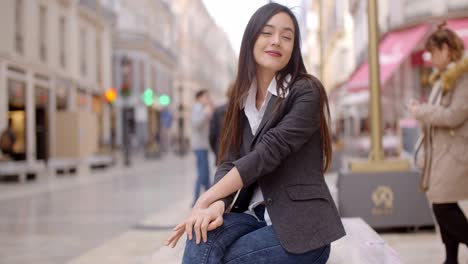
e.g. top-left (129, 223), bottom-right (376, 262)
top-left (214, 77), bottom-right (345, 254)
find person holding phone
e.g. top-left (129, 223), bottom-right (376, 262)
top-left (409, 22), bottom-right (468, 264)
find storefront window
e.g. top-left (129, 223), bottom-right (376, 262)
top-left (35, 86), bottom-right (49, 108)
top-left (92, 94), bottom-right (102, 113)
top-left (8, 79), bottom-right (25, 108)
top-left (35, 86), bottom-right (49, 160)
top-left (7, 79), bottom-right (26, 160)
top-left (56, 80), bottom-right (69, 111)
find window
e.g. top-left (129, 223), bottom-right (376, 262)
top-left (80, 28), bottom-right (87, 76)
top-left (15, 0), bottom-right (24, 54)
top-left (39, 4), bottom-right (47, 62)
top-left (59, 16), bottom-right (66, 68)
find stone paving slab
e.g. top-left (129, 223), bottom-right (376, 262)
top-left (68, 198), bottom-right (191, 264)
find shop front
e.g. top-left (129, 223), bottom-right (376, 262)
top-left (2, 64), bottom-right (54, 165)
top-left (7, 78), bottom-right (27, 161)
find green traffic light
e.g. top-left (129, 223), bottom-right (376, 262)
top-left (143, 88), bottom-right (154, 106)
top-left (159, 94), bottom-right (171, 106)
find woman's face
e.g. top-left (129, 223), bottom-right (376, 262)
top-left (430, 44), bottom-right (451, 70)
top-left (253, 12), bottom-right (295, 74)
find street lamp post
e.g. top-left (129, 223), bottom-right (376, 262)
top-left (367, 0), bottom-right (384, 162)
top-left (349, 0), bottom-right (409, 172)
top-left (121, 56), bottom-right (132, 167)
top-left (177, 85), bottom-right (185, 156)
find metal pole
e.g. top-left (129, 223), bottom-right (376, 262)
top-left (123, 107), bottom-right (131, 167)
top-left (367, 0), bottom-right (384, 161)
top-left (178, 85), bottom-right (185, 156)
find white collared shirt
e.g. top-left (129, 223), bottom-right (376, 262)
top-left (242, 75), bottom-right (290, 225)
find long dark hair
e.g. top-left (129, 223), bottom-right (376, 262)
top-left (218, 3), bottom-right (332, 172)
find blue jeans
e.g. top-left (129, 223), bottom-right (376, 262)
top-left (182, 213), bottom-right (331, 264)
top-left (193, 149), bottom-right (210, 204)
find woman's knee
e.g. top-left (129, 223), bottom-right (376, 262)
top-left (185, 213), bottom-right (257, 245)
top-left (182, 213), bottom-right (262, 263)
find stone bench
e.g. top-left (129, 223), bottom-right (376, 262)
top-left (329, 218), bottom-right (403, 263)
top-left (47, 158), bottom-right (80, 176)
top-left (146, 217), bottom-right (402, 263)
top-left (0, 161), bottom-right (47, 182)
top-left (86, 155), bottom-right (115, 170)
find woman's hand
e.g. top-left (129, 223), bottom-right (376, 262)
top-left (164, 200), bottom-right (225, 248)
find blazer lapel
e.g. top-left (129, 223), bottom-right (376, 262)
top-left (242, 113), bottom-right (254, 153)
top-left (250, 95), bottom-right (278, 148)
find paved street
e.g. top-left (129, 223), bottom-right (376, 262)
top-left (0, 154), bottom-right (198, 264)
top-left (1, 153), bottom-right (467, 264)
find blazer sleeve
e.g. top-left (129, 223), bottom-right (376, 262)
top-left (232, 80), bottom-right (322, 187)
top-left (414, 75), bottom-right (468, 128)
top-left (213, 148), bottom-right (238, 211)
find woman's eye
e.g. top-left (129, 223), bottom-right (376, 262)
top-left (282, 36), bottom-right (292, 40)
top-left (261, 32), bottom-right (272, 35)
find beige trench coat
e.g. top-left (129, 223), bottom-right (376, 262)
top-left (415, 59), bottom-right (468, 203)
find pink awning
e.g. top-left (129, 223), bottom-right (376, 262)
top-left (447, 17), bottom-right (468, 48)
top-left (346, 24), bottom-right (430, 93)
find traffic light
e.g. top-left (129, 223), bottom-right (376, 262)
top-left (142, 88), bottom-right (154, 106)
top-left (159, 94), bottom-right (171, 106)
top-left (105, 88), bottom-right (117, 104)
top-left (121, 82), bottom-right (131, 97)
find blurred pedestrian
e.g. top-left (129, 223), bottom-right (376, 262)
top-left (209, 83), bottom-right (234, 164)
top-left (166, 3), bottom-right (344, 263)
top-left (410, 22), bottom-right (468, 264)
top-left (191, 89), bottom-right (214, 207)
top-left (0, 118), bottom-right (17, 161)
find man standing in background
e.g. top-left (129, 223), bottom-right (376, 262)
top-left (191, 90), bottom-right (213, 206)
top-left (209, 83), bottom-right (233, 164)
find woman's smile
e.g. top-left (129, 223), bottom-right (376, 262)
top-left (265, 50), bottom-right (282, 57)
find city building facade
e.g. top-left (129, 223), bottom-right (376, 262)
top-left (171, 0), bottom-right (236, 151)
top-left (0, 0), bottom-right (113, 164)
top-left (102, 0), bottom-right (177, 154)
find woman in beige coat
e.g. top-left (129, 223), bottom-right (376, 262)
top-left (409, 23), bottom-right (468, 264)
